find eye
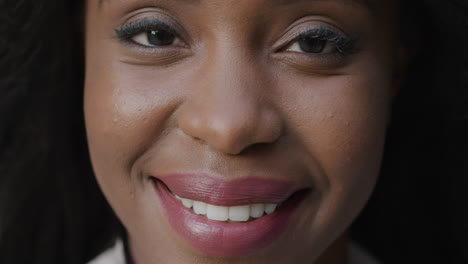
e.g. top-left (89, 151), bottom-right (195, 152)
top-left (286, 36), bottom-right (335, 54)
top-left (283, 28), bottom-right (356, 56)
top-left (131, 29), bottom-right (182, 47)
top-left (115, 20), bottom-right (185, 48)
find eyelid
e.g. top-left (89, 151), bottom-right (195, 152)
top-left (114, 16), bottom-right (193, 65)
top-left (282, 26), bottom-right (342, 46)
top-left (277, 26), bottom-right (358, 57)
top-left (116, 19), bottom-right (178, 39)
top-left (115, 18), bottom-right (191, 51)
top-left (277, 19), bottom-right (347, 44)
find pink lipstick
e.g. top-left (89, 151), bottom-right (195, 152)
top-left (152, 174), bottom-right (309, 257)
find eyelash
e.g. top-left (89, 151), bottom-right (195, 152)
top-left (115, 19), bottom-right (357, 57)
top-left (285, 27), bottom-right (358, 57)
top-left (115, 19), bottom-right (180, 46)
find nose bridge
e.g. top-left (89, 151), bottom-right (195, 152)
top-left (177, 47), bottom-right (282, 155)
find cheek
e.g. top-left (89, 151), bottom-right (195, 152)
top-left (303, 75), bottom-right (389, 185)
top-left (85, 68), bottom-right (176, 169)
top-left (84, 4), bottom-right (183, 185)
top-left (277, 69), bottom-right (391, 243)
top-left (83, 48), bottom-right (178, 219)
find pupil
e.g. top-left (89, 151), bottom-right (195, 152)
top-left (147, 30), bottom-right (175, 46)
top-left (298, 37), bottom-right (327, 53)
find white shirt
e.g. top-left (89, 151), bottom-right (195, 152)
top-left (88, 239), bottom-right (381, 264)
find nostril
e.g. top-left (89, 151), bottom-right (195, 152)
top-left (176, 89), bottom-right (283, 155)
top-left (239, 142), bottom-right (276, 156)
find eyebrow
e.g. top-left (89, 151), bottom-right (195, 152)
top-left (99, 0), bottom-right (369, 8)
top-left (273, 0), bottom-right (368, 5)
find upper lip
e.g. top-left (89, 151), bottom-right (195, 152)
top-left (152, 173), bottom-right (310, 206)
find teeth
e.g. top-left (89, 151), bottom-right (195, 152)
top-left (265, 204), bottom-right (277, 214)
top-left (181, 198), bottom-right (193, 209)
top-left (192, 201), bottom-right (207, 215)
top-left (206, 204), bottom-right (229, 221)
top-left (172, 194), bottom-right (279, 222)
top-left (175, 194), bottom-right (193, 209)
top-left (250, 204), bottom-right (265, 218)
top-left (228, 205), bottom-right (250, 222)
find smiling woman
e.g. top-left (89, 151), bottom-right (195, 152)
top-left (0, 0), bottom-right (467, 264)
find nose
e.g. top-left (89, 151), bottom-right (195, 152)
top-left (177, 54), bottom-right (283, 155)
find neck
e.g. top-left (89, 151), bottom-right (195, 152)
top-left (126, 231), bottom-right (349, 264)
top-left (315, 231), bottom-right (349, 264)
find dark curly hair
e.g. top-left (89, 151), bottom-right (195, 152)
top-left (0, 0), bottom-right (467, 263)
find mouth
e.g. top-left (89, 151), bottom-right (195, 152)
top-left (165, 181), bottom-right (306, 223)
top-left (150, 174), bottom-right (310, 257)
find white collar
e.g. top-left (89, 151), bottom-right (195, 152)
top-left (87, 239), bottom-right (125, 264)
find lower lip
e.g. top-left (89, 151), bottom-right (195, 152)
top-left (152, 179), bottom-right (305, 257)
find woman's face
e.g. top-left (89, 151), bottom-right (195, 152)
top-left (85, 0), bottom-right (400, 263)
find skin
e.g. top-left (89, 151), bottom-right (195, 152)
top-left (84, 0), bottom-right (403, 263)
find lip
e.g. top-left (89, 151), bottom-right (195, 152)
top-left (151, 174), bottom-right (310, 257)
top-left (156, 173), bottom-right (304, 206)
